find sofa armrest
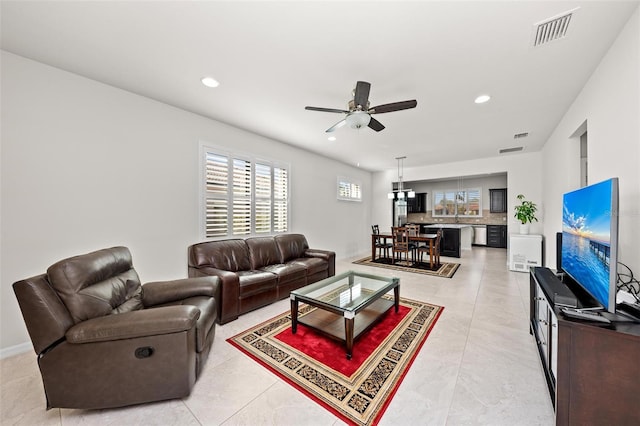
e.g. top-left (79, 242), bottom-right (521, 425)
top-left (65, 305), bottom-right (199, 344)
top-left (142, 277), bottom-right (219, 307)
top-left (188, 266), bottom-right (240, 324)
top-left (304, 249), bottom-right (336, 276)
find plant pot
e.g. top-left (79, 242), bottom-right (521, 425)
top-left (519, 223), bottom-right (530, 235)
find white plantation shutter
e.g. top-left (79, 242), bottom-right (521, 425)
top-left (232, 158), bottom-right (251, 235)
top-left (205, 198), bottom-right (228, 238)
top-left (205, 153), bottom-right (229, 238)
top-left (337, 177), bottom-right (362, 201)
top-left (273, 166), bottom-right (288, 233)
top-left (255, 163), bottom-right (271, 233)
top-left (201, 145), bottom-right (289, 238)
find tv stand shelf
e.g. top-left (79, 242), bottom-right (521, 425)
top-left (529, 267), bottom-right (640, 425)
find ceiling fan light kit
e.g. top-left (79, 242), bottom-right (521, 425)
top-left (345, 112), bottom-right (371, 129)
top-left (305, 81), bottom-right (417, 133)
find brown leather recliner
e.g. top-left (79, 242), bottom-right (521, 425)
top-left (12, 246), bottom-right (219, 410)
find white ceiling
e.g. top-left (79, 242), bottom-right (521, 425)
top-left (2, 1), bottom-right (638, 172)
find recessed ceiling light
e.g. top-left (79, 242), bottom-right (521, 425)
top-left (474, 94), bottom-right (491, 104)
top-left (328, 136), bottom-right (336, 141)
top-left (201, 77), bottom-right (219, 88)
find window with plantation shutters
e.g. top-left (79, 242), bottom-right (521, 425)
top-left (201, 145), bottom-right (289, 239)
top-left (432, 187), bottom-right (482, 217)
top-left (337, 177), bottom-right (362, 201)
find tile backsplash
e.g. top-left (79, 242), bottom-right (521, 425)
top-left (407, 209), bottom-right (508, 225)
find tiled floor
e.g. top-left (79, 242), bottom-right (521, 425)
top-left (1, 247), bottom-right (555, 425)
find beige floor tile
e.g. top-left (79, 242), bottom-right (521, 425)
top-left (1, 247), bottom-right (555, 425)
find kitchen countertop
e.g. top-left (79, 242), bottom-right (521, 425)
top-left (418, 224), bottom-right (473, 229)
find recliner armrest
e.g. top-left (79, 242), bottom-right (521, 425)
top-left (188, 267), bottom-right (240, 324)
top-left (142, 277), bottom-right (219, 307)
top-left (66, 305), bottom-right (200, 344)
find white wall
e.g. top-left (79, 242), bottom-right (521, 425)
top-left (541, 8), bottom-right (639, 272)
top-left (372, 152), bottom-right (542, 234)
top-left (0, 52), bottom-right (372, 352)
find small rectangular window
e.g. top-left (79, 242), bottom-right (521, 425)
top-left (337, 177), bottom-right (362, 202)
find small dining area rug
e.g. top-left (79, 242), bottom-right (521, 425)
top-left (353, 256), bottom-right (460, 278)
top-left (227, 297), bottom-right (443, 426)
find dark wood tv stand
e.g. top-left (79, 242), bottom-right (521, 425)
top-left (529, 267), bottom-right (640, 425)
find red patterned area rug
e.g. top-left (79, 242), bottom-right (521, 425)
top-left (227, 297), bottom-right (443, 425)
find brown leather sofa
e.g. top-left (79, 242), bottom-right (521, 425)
top-left (188, 234), bottom-right (335, 324)
top-left (12, 246), bottom-right (219, 410)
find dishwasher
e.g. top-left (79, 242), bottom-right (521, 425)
top-left (473, 225), bottom-right (487, 246)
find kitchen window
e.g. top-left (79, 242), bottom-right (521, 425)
top-left (201, 144), bottom-right (289, 238)
top-left (433, 188), bottom-right (481, 217)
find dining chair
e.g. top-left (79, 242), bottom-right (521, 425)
top-left (405, 224), bottom-right (421, 254)
top-left (418, 229), bottom-right (442, 269)
top-left (391, 226), bottom-right (414, 265)
top-left (372, 225), bottom-right (392, 260)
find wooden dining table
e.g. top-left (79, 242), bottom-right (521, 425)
top-left (371, 232), bottom-right (439, 268)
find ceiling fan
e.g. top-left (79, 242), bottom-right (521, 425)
top-left (305, 81), bottom-right (417, 133)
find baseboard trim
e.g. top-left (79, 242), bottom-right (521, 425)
top-left (0, 342), bottom-right (32, 359)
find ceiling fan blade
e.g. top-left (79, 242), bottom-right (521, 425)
top-left (368, 117), bottom-right (385, 132)
top-left (369, 100), bottom-right (417, 114)
top-left (305, 106), bottom-right (350, 114)
top-left (353, 81), bottom-right (371, 110)
top-left (326, 119), bottom-right (347, 133)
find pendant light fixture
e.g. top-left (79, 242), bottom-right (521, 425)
top-left (387, 156), bottom-right (415, 200)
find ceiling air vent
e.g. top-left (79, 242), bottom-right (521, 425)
top-left (531, 8), bottom-right (579, 47)
top-left (514, 132), bottom-right (529, 139)
top-left (499, 147), bottom-right (524, 154)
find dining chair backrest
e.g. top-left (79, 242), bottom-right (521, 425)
top-left (406, 224), bottom-right (420, 236)
top-left (391, 226), bottom-right (410, 251)
top-left (372, 224), bottom-right (380, 235)
top-left (435, 229), bottom-right (442, 252)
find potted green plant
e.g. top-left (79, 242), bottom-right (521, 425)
top-left (514, 194), bottom-right (538, 234)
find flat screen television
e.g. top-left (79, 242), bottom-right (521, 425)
top-left (561, 178), bottom-right (619, 312)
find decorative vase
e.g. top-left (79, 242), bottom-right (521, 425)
top-left (520, 223), bottom-right (530, 235)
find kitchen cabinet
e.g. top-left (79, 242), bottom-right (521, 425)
top-left (490, 188), bottom-right (507, 213)
top-left (407, 193), bottom-right (427, 213)
top-left (487, 225), bottom-right (507, 248)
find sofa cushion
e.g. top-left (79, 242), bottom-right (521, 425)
top-left (274, 234), bottom-right (309, 263)
top-left (189, 239), bottom-right (251, 272)
top-left (237, 270), bottom-right (277, 298)
top-left (260, 262), bottom-right (307, 284)
top-left (290, 257), bottom-right (328, 276)
top-left (246, 237), bottom-right (281, 270)
top-left (46, 247), bottom-right (143, 323)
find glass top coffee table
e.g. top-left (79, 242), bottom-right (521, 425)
top-left (290, 270), bottom-right (400, 360)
